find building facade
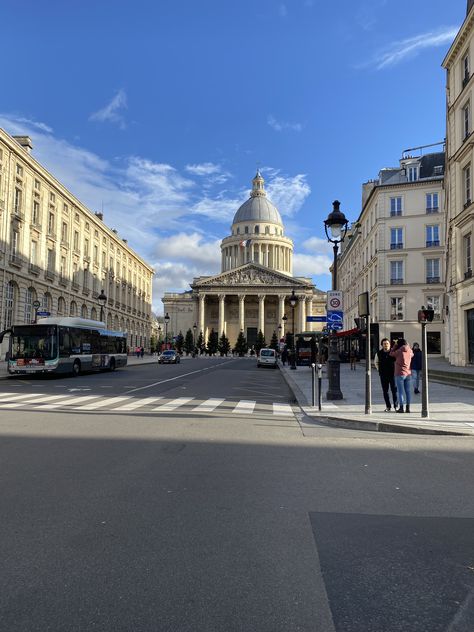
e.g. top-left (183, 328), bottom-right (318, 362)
top-left (163, 172), bottom-right (326, 346)
top-left (338, 149), bottom-right (446, 354)
top-left (0, 129), bottom-right (154, 356)
top-left (442, 0), bottom-right (474, 365)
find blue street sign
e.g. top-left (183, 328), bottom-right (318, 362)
top-left (327, 310), bottom-right (343, 323)
top-left (330, 322), bottom-right (344, 331)
top-left (306, 315), bottom-right (327, 322)
top-left (36, 311), bottom-right (50, 317)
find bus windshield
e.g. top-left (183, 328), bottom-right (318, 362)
top-left (11, 325), bottom-right (58, 361)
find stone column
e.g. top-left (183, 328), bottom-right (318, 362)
top-left (199, 294), bottom-right (206, 341)
top-left (239, 294), bottom-right (245, 333)
top-left (258, 294), bottom-right (265, 335)
top-left (221, 249), bottom-right (225, 271)
top-left (278, 295), bottom-right (286, 336)
top-left (306, 296), bottom-right (313, 331)
top-left (266, 244), bottom-right (270, 267)
top-left (299, 295), bottom-right (306, 332)
top-left (218, 293), bottom-right (226, 336)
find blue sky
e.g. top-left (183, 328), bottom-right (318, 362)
top-left (0, 0), bottom-right (465, 312)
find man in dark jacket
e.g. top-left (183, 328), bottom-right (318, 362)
top-left (374, 338), bottom-right (398, 412)
top-left (410, 342), bottom-right (422, 394)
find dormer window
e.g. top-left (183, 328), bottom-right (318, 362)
top-left (408, 165), bottom-right (418, 182)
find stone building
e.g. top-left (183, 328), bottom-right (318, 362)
top-left (163, 171), bottom-right (326, 346)
top-left (0, 128), bottom-right (154, 355)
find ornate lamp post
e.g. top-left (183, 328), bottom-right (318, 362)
top-left (98, 289), bottom-right (107, 323)
top-left (158, 325), bottom-right (162, 350)
top-left (289, 290), bottom-right (297, 370)
top-left (324, 200), bottom-right (349, 400)
top-left (164, 312), bottom-right (170, 347)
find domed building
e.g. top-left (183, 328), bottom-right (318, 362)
top-left (162, 171), bottom-right (326, 347)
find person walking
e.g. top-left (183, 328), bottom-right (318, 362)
top-left (281, 346), bottom-right (288, 366)
top-left (349, 345), bottom-right (357, 371)
top-left (374, 338), bottom-right (398, 412)
top-left (411, 342), bottom-right (422, 394)
top-left (390, 339), bottom-right (414, 413)
top-left (140, 346), bottom-right (144, 358)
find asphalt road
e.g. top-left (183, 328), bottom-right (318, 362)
top-left (1, 358), bottom-right (474, 631)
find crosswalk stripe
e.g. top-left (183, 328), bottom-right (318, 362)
top-left (192, 398), bottom-right (225, 413)
top-left (152, 397), bottom-right (194, 412)
top-left (273, 403), bottom-right (294, 416)
top-left (39, 395), bottom-right (101, 410)
top-left (0, 394), bottom-right (70, 408)
top-left (232, 400), bottom-right (256, 414)
top-left (113, 397), bottom-right (163, 411)
top-left (73, 396), bottom-right (130, 410)
top-left (0, 393), bottom-right (44, 403)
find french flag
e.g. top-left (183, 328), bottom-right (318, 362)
top-left (239, 239), bottom-right (252, 247)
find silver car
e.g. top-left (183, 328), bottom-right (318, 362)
top-left (158, 350), bottom-right (180, 364)
top-left (257, 348), bottom-right (277, 368)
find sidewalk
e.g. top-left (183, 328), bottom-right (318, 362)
top-left (280, 362), bottom-right (474, 436)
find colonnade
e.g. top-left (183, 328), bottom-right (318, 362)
top-left (221, 244), bottom-right (292, 274)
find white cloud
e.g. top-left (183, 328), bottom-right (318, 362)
top-left (191, 193), bottom-right (244, 222)
top-left (89, 89), bottom-right (128, 129)
top-left (267, 114), bottom-right (302, 133)
top-left (292, 235), bottom-right (332, 277)
top-left (266, 173), bottom-right (311, 217)
top-left (153, 233), bottom-right (221, 268)
top-left (370, 27), bottom-right (458, 70)
top-left (185, 162), bottom-right (221, 176)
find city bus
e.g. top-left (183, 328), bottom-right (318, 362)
top-left (0, 317), bottom-right (127, 376)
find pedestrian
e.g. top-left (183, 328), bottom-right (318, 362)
top-left (411, 342), bottom-right (422, 394)
top-left (390, 338), bottom-right (414, 413)
top-left (281, 346), bottom-right (288, 366)
top-left (374, 338), bottom-right (398, 412)
top-left (140, 346), bottom-right (144, 358)
top-left (135, 346), bottom-right (140, 358)
top-left (350, 345), bottom-right (357, 371)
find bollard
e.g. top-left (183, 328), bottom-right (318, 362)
top-left (317, 363), bottom-right (323, 411)
top-left (311, 363), bottom-right (316, 407)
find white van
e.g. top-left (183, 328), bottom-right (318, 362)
top-left (257, 348), bottom-right (277, 368)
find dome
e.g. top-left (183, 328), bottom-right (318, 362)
top-left (232, 170), bottom-right (283, 226)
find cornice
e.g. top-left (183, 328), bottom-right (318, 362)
top-left (442, 11), bottom-right (474, 69)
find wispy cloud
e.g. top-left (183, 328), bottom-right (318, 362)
top-left (89, 89), bottom-right (128, 129)
top-left (368, 27), bottom-right (458, 70)
top-left (185, 162), bottom-right (221, 176)
top-left (266, 172), bottom-right (311, 217)
top-left (267, 114), bottom-right (303, 133)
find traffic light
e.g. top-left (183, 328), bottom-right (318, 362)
top-left (418, 306), bottom-right (434, 323)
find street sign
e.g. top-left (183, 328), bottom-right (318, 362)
top-left (306, 315), bottom-right (327, 322)
top-left (36, 311), bottom-right (50, 317)
top-left (329, 322), bottom-right (343, 331)
top-left (32, 300), bottom-right (41, 308)
top-left (327, 291), bottom-right (343, 311)
top-left (327, 310), bottom-right (343, 323)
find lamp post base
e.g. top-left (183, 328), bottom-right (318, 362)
top-left (326, 335), bottom-right (343, 400)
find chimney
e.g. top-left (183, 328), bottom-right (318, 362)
top-left (12, 135), bottom-right (33, 154)
top-left (122, 238), bottom-right (128, 244)
top-left (95, 212), bottom-right (103, 220)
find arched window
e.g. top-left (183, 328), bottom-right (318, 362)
top-left (244, 226), bottom-right (249, 234)
top-left (81, 304), bottom-right (88, 319)
top-left (42, 292), bottom-right (52, 312)
top-left (265, 226), bottom-right (270, 234)
top-left (114, 315), bottom-right (119, 330)
top-left (57, 296), bottom-right (66, 316)
top-left (24, 287), bottom-right (36, 324)
top-left (70, 301), bottom-right (77, 317)
top-left (90, 306), bottom-right (98, 320)
top-left (237, 227), bottom-right (240, 235)
top-left (4, 281), bottom-right (17, 328)
top-left (107, 313), bottom-right (113, 329)
top-left (255, 225), bottom-right (259, 234)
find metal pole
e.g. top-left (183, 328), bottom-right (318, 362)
top-left (365, 314), bottom-right (372, 414)
top-left (326, 241), bottom-right (342, 399)
top-left (421, 321), bottom-right (429, 418)
top-left (317, 363), bottom-right (322, 411)
top-left (291, 304), bottom-right (296, 370)
top-left (311, 363), bottom-right (316, 407)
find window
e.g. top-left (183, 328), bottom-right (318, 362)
top-left (390, 228), bottom-right (403, 249)
top-left (463, 102), bottom-right (471, 139)
top-left (60, 256), bottom-right (66, 276)
top-left (463, 52), bottom-right (470, 85)
top-left (34, 179), bottom-right (41, 191)
top-left (94, 229), bottom-right (99, 238)
top-left (14, 188), bottom-right (22, 213)
top-left (49, 192), bottom-right (55, 204)
top-left (48, 212), bottom-right (55, 235)
top-left (390, 260), bottom-right (403, 284)
top-left (61, 222), bottom-right (68, 243)
top-left (70, 301), bottom-right (77, 317)
top-left (390, 197), bottom-right (402, 216)
top-left (83, 268), bottom-right (89, 288)
top-left (426, 193), bottom-right (439, 213)
top-left (16, 164), bottom-right (23, 177)
top-left (265, 226), bottom-right (269, 234)
top-left (408, 166), bottom-right (418, 182)
top-left (85, 222), bottom-right (90, 231)
top-left (47, 248), bottom-right (55, 272)
top-left (4, 281), bottom-right (15, 328)
top-left (426, 332), bottom-right (441, 354)
top-left (58, 297), bottom-right (66, 316)
top-left (426, 225), bottom-right (440, 247)
top-left (244, 226), bottom-right (249, 234)
top-left (11, 230), bottom-right (19, 256)
top-left (390, 297), bottom-right (404, 320)
top-left (464, 233), bottom-right (472, 277)
top-left (32, 200), bottom-right (40, 225)
top-left (24, 288), bottom-right (34, 324)
top-left (255, 225), bottom-right (259, 234)
top-left (464, 164), bottom-right (471, 205)
top-left (426, 258), bottom-right (440, 283)
top-left (42, 292), bottom-right (52, 312)
top-left (93, 244), bottom-right (98, 264)
top-left (63, 203), bottom-right (68, 214)
top-left (30, 241), bottom-right (37, 265)
top-left (84, 238), bottom-right (89, 257)
top-left (73, 231), bottom-right (79, 251)
top-left (81, 304), bottom-right (88, 318)
top-left (74, 212), bottom-right (80, 223)
top-left (426, 296), bottom-right (441, 320)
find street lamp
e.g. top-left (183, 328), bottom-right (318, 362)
top-left (418, 305), bottom-right (434, 418)
top-left (193, 322), bottom-right (197, 355)
top-left (324, 200), bottom-right (349, 400)
top-left (164, 312), bottom-right (170, 347)
top-left (289, 290), bottom-right (297, 370)
top-left (97, 289), bottom-right (107, 323)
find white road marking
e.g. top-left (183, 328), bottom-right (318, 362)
top-left (39, 395), bottom-right (101, 409)
top-left (0, 394), bottom-right (70, 408)
top-left (192, 398), bottom-right (225, 413)
top-left (113, 397), bottom-right (163, 411)
top-left (232, 400), bottom-right (256, 414)
top-left (73, 396), bottom-right (130, 410)
top-left (273, 403), bottom-right (294, 416)
top-left (152, 397), bottom-right (194, 412)
top-left (0, 393), bottom-right (45, 402)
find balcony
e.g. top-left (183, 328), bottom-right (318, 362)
top-left (45, 269), bottom-right (55, 281)
top-left (115, 300), bottom-right (121, 308)
top-left (60, 239), bottom-right (69, 248)
top-left (390, 278), bottom-right (403, 285)
top-left (28, 263), bottom-right (40, 275)
top-left (426, 207), bottom-right (439, 214)
top-left (59, 275), bottom-right (69, 286)
top-left (390, 210), bottom-right (402, 217)
top-left (426, 276), bottom-right (440, 284)
top-left (30, 221), bottom-right (42, 231)
top-left (83, 255), bottom-right (91, 263)
top-left (464, 269), bottom-right (473, 280)
top-left (11, 209), bottom-right (25, 222)
top-left (426, 240), bottom-right (440, 247)
top-left (464, 199), bottom-right (472, 210)
top-left (390, 243), bottom-right (403, 250)
top-left (9, 253), bottom-right (24, 268)
top-left (47, 231), bottom-right (57, 241)
top-left (72, 281), bottom-right (80, 291)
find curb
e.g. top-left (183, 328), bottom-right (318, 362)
top-left (278, 364), bottom-right (472, 437)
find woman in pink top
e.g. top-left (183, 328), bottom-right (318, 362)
top-left (389, 339), bottom-right (414, 413)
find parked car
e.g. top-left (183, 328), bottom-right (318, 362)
top-left (158, 350), bottom-right (180, 364)
top-left (257, 348), bottom-right (277, 368)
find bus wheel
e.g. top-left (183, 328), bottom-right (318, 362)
top-left (72, 360), bottom-right (81, 377)
top-left (109, 358), bottom-right (116, 372)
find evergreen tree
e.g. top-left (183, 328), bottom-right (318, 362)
top-left (183, 329), bottom-right (194, 355)
top-left (150, 335), bottom-right (157, 354)
top-left (175, 331), bottom-right (184, 354)
top-left (233, 331), bottom-right (248, 357)
top-left (196, 331), bottom-right (204, 354)
top-left (255, 330), bottom-right (266, 353)
top-left (269, 330), bottom-right (279, 351)
top-left (218, 332), bottom-right (231, 357)
top-left (207, 328), bottom-right (218, 355)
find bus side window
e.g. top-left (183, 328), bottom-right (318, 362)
top-left (59, 328), bottom-right (71, 358)
top-left (71, 328), bottom-right (82, 355)
top-left (90, 330), bottom-right (101, 354)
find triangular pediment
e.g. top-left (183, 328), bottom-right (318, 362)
top-left (192, 263), bottom-right (312, 288)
